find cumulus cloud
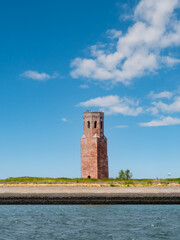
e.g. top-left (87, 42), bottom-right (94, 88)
top-left (20, 70), bottom-right (58, 81)
top-left (78, 95), bottom-right (143, 116)
top-left (139, 116), bottom-right (180, 127)
top-left (70, 0), bottom-right (180, 85)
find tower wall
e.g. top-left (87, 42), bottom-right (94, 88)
top-left (81, 111), bottom-right (109, 179)
top-left (97, 137), bottom-right (108, 179)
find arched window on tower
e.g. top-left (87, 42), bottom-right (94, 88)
top-left (88, 121), bottom-right (90, 128)
top-left (101, 121), bottom-right (103, 129)
top-left (94, 121), bottom-right (97, 128)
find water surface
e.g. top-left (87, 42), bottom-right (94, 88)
top-left (0, 205), bottom-right (179, 240)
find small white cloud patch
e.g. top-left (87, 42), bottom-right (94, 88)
top-left (20, 70), bottom-right (58, 81)
top-left (61, 118), bottom-right (68, 122)
top-left (80, 84), bottom-right (89, 89)
top-left (139, 116), bottom-right (180, 127)
top-left (115, 125), bottom-right (128, 128)
top-left (149, 91), bottom-right (173, 100)
top-left (152, 96), bottom-right (180, 114)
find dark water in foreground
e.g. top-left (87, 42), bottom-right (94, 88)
top-left (0, 205), bottom-right (179, 240)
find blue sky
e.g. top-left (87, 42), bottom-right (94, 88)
top-left (1, 0), bottom-right (180, 179)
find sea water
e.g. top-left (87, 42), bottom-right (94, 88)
top-left (0, 205), bottom-right (179, 240)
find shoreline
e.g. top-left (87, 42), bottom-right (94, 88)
top-left (0, 186), bottom-right (180, 205)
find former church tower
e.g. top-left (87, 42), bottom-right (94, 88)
top-left (81, 111), bottom-right (109, 179)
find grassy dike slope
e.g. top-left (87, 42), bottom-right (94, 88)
top-left (0, 177), bottom-right (180, 187)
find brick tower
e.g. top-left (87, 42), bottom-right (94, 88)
top-left (81, 111), bottom-right (109, 179)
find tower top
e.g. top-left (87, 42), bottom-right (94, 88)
top-left (83, 111), bottom-right (104, 138)
top-left (85, 110), bottom-right (104, 113)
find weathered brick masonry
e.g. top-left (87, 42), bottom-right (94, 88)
top-left (81, 111), bottom-right (109, 179)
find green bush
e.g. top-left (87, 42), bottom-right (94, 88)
top-left (118, 169), bottom-right (132, 180)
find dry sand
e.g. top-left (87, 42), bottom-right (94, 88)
top-left (0, 186), bottom-right (179, 204)
top-left (0, 186), bottom-right (180, 196)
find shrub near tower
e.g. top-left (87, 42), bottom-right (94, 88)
top-left (81, 111), bottom-right (109, 179)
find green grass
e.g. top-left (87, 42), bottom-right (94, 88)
top-left (0, 177), bottom-right (112, 184)
top-left (0, 177), bottom-right (179, 185)
top-left (164, 178), bottom-right (180, 182)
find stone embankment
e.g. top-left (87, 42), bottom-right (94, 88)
top-left (0, 186), bottom-right (180, 204)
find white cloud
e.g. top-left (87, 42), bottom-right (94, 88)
top-left (70, 0), bottom-right (180, 85)
top-left (161, 56), bottom-right (180, 66)
top-left (77, 90), bottom-right (180, 127)
top-left (78, 95), bottom-right (143, 116)
top-left (80, 84), bottom-right (89, 89)
top-left (79, 95), bottom-right (119, 107)
top-left (61, 118), bottom-right (68, 122)
top-left (139, 116), bottom-right (180, 127)
top-left (146, 106), bottom-right (159, 115)
top-left (20, 70), bottom-right (58, 81)
top-left (106, 29), bottom-right (122, 39)
top-left (153, 96), bottom-right (180, 113)
top-left (149, 91), bottom-right (173, 99)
